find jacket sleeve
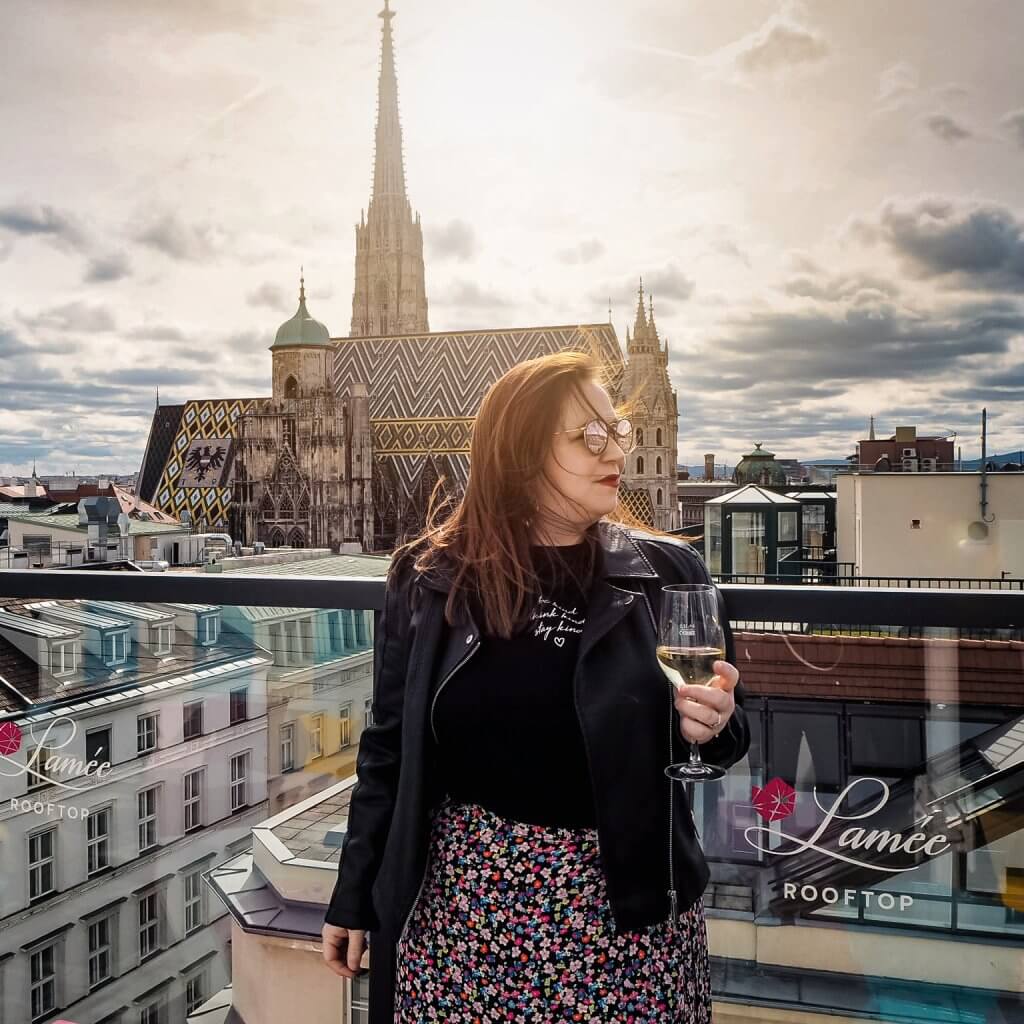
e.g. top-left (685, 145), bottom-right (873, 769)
top-left (324, 557), bottom-right (413, 930)
top-left (647, 538), bottom-right (751, 772)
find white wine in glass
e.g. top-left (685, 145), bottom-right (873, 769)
top-left (659, 585), bottom-right (726, 782)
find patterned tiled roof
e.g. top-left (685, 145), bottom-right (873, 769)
top-left (333, 322), bottom-right (624, 500)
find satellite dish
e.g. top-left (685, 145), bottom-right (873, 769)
top-left (967, 521), bottom-right (989, 541)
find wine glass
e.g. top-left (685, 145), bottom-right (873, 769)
top-left (657, 584), bottom-right (726, 782)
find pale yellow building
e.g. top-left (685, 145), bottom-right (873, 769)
top-left (836, 471), bottom-right (1024, 580)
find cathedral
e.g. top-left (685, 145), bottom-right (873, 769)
top-left (136, 0), bottom-right (679, 550)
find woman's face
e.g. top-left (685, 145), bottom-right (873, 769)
top-left (531, 379), bottom-right (627, 543)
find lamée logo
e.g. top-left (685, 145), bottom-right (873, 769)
top-left (0, 717), bottom-right (114, 793)
top-left (744, 776), bottom-right (951, 872)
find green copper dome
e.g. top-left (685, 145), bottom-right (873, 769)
top-left (733, 442), bottom-right (787, 487)
top-left (271, 275), bottom-right (331, 349)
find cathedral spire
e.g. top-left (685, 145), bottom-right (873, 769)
top-left (350, 0), bottom-right (429, 336)
top-left (372, 0), bottom-right (407, 200)
top-left (633, 278), bottom-right (648, 333)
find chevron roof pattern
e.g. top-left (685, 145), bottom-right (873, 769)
top-left (332, 322), bottom-right (625, 500)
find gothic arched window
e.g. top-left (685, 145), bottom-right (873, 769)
top-left (285, 376), bottom-right (298, 400)
top-left (636, 456), bottom-right (644, 474)
top-left (298, 491), bottom-right (310, 517)
top-left (269, 528), bottom-right (285, 547)
top-left (636, 428), bottom-right (644, 447)
top-left (280, 494), bottom-right (294, 518)
top-left (656, 456), bottom-right (662, 474)
top-left (260, 494), bottom-right (274, 521)
top-left (656, 428), bottom-right (662, 446)
top-left (657, 488), bottom-right (663, 506)
top-left (287, 528), bottom-right (306, 549)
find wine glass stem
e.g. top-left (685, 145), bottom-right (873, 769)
top-left (689, 741), bottom-right (703, 765)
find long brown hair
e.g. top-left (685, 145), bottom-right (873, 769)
top-left (396, 346), bottom-right (676, 638)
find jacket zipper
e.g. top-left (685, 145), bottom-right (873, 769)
top-left (400, 636), bottom-right (482, 946)
top-left (429, 638), bottom-right (481, 745)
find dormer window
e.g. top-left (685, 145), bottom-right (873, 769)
top-left (152, 623), bottom-right (174, 655)
top-left (50, 642), bottom-right (77, 678)
top-left (199, 615), bottom-right (220, 646)
top-left (103, 630), bottom-right (129, 666)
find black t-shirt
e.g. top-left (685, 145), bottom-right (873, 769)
top-left (430, 540), bottom-right (598, 828)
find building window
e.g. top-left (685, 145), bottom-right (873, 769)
top-left (137, 713), bottom-right (158, 755)
top-left (636, 427), bottom-right (643, 446)
top-left (30, 942), bottom-right (58, 1022)
top-left (88, 913), bottom-right (115, 989)
top-left (185, 970), bottom-right (207, 1014)
top-left (342, 611), bottom-right (355, 648)
top-left (183, 770), bottom-right (204, 833)
top-left (24, 534), bottom-right (52, 562)
top-left (184, 869), bottom-right (205, 935)
top-left (50, 641), bottom-right (76, 677)
top-left (183, 701), bottom-right (203, 740)
top-left (27, 744), bottom-right (53, 791)
top-left (230, 752), bottom-right (249, 811)
top-left (310, 714), bottom-right (324, 759)
top-left (285, 619), bottom-right (300, 663)
top-left (87, 806), bottom-right (112, 875)
top-left (103, 631), bottom-right (128, 666)
top-left (28, 828), bottom-right (56, 901)
top-left (267, 622), bottom-right (284, 665)
top-left (139, 998), bottom-right (164, 1024)
top-left (138, 890), bottom-right (161, 961)
top-left (199, 615), bottom-right (219, 645)
top-left (636, 455), bottom-right (644, 474)
top-left (364, 697), bottom-right (373, 729)
top-left (85, 727), bottom-right (112, 768)
top-left (328, 611), bottom-right (342, 653)
top-left (138, 787), bottom-right (159, 853)
top-left (153, 623), bottom-right (173, 655)
top-left (229, 687), bottom-right (248, 725)
top-left (656, 488), bottom-right (663, 506)
top-left (354, 611), bottom-right (367, 646)
top-left (339, 705), bottom-right (352, 749)
top-left (280, 724), bottom-right (295, 772)
top-left (656, 427), bottom-right (662, 446)
top-left (656, 456), bottom-right (662, 475)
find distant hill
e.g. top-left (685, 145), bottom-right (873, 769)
top-left (960, 451), bottom-right (1024, 470)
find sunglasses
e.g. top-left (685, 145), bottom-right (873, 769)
top-left (553, 417), bottom-right (636, 455)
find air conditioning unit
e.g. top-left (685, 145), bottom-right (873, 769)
top-left (920, 458), bottom-right (938, 471)
top-left (901, 447), bottom-right (918, 458)
top-left (902, 458), bottom-right (919, 472)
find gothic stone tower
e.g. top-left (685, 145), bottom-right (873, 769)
top-left (620, 281), bottom-right (679, 531)
top-left (232, 278), bottom-right (374, 550)
top-left (350, 0), bottom-right (429, 337)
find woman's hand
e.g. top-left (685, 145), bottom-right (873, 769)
top-left (673, 660), bottom-right (739, 745)
top-left (321, 923), bottom-right (369, 979)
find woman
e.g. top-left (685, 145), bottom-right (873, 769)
top-left (322, 350), bottom-right (749, 1022)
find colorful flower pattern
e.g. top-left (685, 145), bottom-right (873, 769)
top-left (395, 797), bottom-right (711, 1023)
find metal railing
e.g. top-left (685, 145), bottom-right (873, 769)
top-left (715, 571), bottom-right (1024, 590)
top-left (0, 569), bottom-right (1022, 629)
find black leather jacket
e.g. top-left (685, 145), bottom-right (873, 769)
top-left (326, 519), bottom-right (749, 951)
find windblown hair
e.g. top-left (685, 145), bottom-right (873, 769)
top-left (395, 343), bottom-right (676, 638)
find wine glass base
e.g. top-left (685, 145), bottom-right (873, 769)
top-left (664, 761), bottom-right (726, 782)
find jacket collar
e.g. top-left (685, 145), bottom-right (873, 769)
top-left (416, 519), bottom-right (658, 594)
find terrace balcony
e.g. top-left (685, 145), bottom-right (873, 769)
top-left (0, 567), bottom-right (1020, 1024)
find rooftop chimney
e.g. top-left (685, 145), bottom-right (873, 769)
top-left (704, 454), bottom-right (715, 481)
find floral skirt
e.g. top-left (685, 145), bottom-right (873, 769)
top-left (394, 795), bottom-right (712, 1023)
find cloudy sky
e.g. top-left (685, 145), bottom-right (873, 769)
top-left (1, 0), bottom-right (1022, 476)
